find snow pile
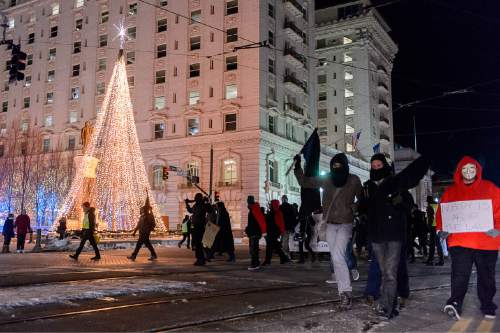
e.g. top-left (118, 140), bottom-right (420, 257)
top-left (0, 278), bottom-right (209, 309)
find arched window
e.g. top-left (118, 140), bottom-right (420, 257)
top-left (269, 160), bottom-right (278, 184)
top-left (222, 159), bottom-right (237, 185)
top-left (187, 160), bottom-right (200, 185)
top-left (152, 165), bottom-right (163, 189)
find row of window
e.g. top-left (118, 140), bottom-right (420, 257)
top-left (153, 113), bottom-right (237, 140)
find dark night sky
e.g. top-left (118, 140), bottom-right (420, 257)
top-left (316, 0), bottom-right (500, 185)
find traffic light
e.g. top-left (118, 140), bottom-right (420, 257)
top-left (9, 44), bottom-right (27, 83)
top-left (162, 167), bottom-right (169, 180)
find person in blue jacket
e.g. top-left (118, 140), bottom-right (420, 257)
top-left (2, 213), bottom-right (15, 253)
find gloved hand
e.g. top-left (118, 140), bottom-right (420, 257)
top-left (485, 229), bottom-right (500, 238)
top-left (293, 154), bottom-right (301, 169)
top-left (438, 231), bottom-right (449, 239)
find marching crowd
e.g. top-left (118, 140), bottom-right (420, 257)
top-left (1, 153), bottom-right (499, 322)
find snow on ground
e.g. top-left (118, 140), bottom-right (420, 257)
top-left (0, 278), bottom-right (210, 309)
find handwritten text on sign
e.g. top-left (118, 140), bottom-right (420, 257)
top-left (441, 200), bottom-right (493, 233)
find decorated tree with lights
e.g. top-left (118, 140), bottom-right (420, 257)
top-left (58, 41), bottom-right (164, 231)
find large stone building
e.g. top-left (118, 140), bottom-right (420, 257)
top-left (0, 0), bottom-right (370, 231)
top-left (314, 0), bottom-right (397, 161)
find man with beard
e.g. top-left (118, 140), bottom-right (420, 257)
top-left (185, 193), bottom-right (213, 266)
top-left (294, 153), bottom-right (362, 310)
top-left (359, 153), bottom-right (429, 319)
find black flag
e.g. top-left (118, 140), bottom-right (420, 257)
top-left (298, 129), bottom-right (321, 218)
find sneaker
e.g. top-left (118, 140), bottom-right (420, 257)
top-left (444, 303), bottom-right (461, 320)
top-left (350, 269), bottom-right (360, 281)
top-left (148, 256), bottom-right (157, 261)
top-left (248, 266), bottom-right (261, 271)
top-left (90, 256), bottom-right (101, 261)
top-left (326, 273), bottom-right (337, 284)
top-left (127, 255), bottom-right (136, 261)
top-left (340, 292), bottom-right (353, 310)
top-left (69, 254), bottom-right (78, 261)
top-left (484, 314), bottom-right (496, 320)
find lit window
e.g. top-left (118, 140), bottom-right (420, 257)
top-left (186, 161), bottom-right (199, 184)
top-left (155, 70), bottom-right (166, 84)
top-left (48, 48), bottom-right (56, 61)
top-left (72, 64), bottom-right (80, 77)
top-left (226, 28), bottom-right (238, 43)
top-left (269, 160), bottom-right (278, 183)
top-left (21, 120), bottom-right (29, 133)
top-left (44, 114), bottom-right (53, 127)
top-left (51, 3), bottom-right (60, 16)
top-left (226, 0), bottom-right (238, 15)
top-left (96, 82), bottom-right (105, 95)
top-left (152, 165), bottom-right (163, 189)
top-left (156, 44), bottom-right (167, 58)
top-left (8, 18), bottom-right (14, 29)
top-left (68, 135), bottom-right (76, 150)
top-left (126, 51), bottom-right (135, 64)
top-left (73, 41), bottom-right (81, 54)
top-left (189, 91), bottom-right (200, 105)
top-left (75, 0), bottom-right (84, 8)
top-left (187, 118), bottom-right (199, 135)
top-left (42, 138), bottom-right (50, 152)
top-left (128, 3), bottom-right (138, 16)
top-left (23, 97), bottom-right (30, 108)
top-left (224, 113), bottom-right (237, 131)
top-left (157, 18), bottom-right (167, 32)
top-left (345, 89), bottom-right (354, 98)
top-left (24, 76), bottom-right (31, 87)
top-left (71, 87), bottom-right (80, 100)
top-left (69, 111), bottom-right (78, 123)
top-left (225, 84), bottom-right (237, 99)
top-left (343, 52), bottom-right (353, 63)
top-left (346, 142), bottom-right (354, 152)
top-left (190, 36), bottom-right (201, 50)
top-left (127, 27), bottom-right (136, 39)
top-left (46, 92), bottom-right (54, 104)
top-left (98, 58), bottom-right (106, 71)
top-left (189, 63), bottom-right (200, 77)
top-left (99, 35), bottom-right (107, 47)
top-left (225, 56), bottom-right (237, 71)
top-left (191, 10), bottom-right (201, 24)
top-left (75, 18), bottom-right (83, 31)
top-left (222, 159), bottom-right (237, 185)
top-left (154, 96), bottom-right (165, 110)
top-left (343, 36), bottom-right (353, 44)
top-left (344, 71), bottom-right (353, 80)
top-left (345, 124), bottom-right (355, 134)
top-left (154, 123), bottom-right (165, 139)
top-left (345, 106), bottom-right (354, 115)
top-left (100, 11), bottom-right (109, 23)
top-left (50, 26), bottom-right (58, 38)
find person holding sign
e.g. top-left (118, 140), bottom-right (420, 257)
top-left (437, 156), bottom-right (500, 321)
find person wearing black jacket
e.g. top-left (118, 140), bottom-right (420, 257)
top-left (70, 202), bottom-right (101, 261)
top-left (245, 195), bottom-right (266, 270)
top-left (127, 204), bottom-right (157, 261)
top-left (2, 214), bottom-right (15, 253)
top-left (359, 153), bottom-right (430, 319)
top-left (212, 201), bottom-right (235, 262)
top-left (185, 193), bottom-right (212, 266)
top-left (279, 195), bottom-right (296, 258)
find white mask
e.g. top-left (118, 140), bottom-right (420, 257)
top-left (461, 163), bottom-right (477, 182)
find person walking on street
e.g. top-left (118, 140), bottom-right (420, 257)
top-left (14, 209), bottom-right (32, 253)
top-left (212, 201), bottom-right (236, 262)
top-left (263, 199), bottom-right (290, 266)
top-left (279, 195), bottom-right (297, 259)
top-left (437, 156), bottom-right (500, 321)
top-left (245, 196), bottom-right (266, 271)
top-left (178, 215), bottom-right (191, 249)
top-left (426, 195), bottom-right (444, 266)
top-left (127, 201), bottom-right (157, 261)
top-left (69, 202), bottom-right (101, 261)
top-left (2, 214), bottom-right (15, 253)
top-left (411, 204), bottom-right (428, 259)
top-left (185, 193), bottom-right (212, 266)
top-left (57, 217), bottom-right (67, 240)
top-left (359, 153), bottom-right (430, 319)
top-left (295, 152), bottom-right (362, 310)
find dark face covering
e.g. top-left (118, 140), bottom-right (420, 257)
top-left (370, 166), bottom-right (391, 181)
top-left (331, 166), bottom-right (349, 187)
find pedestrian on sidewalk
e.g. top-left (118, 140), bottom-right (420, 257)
top-left (245, 195), bottom-right (266, 271)
top-left (14, 209), bottom-right (32, 253)
top-left (128, 200), bottom-right (157, 261)
top-left (437, 156), bottom-right (500, 321)
top-left (359, 153), bottom-right (430, 319)
top-left (263, 199), bottom-right (290, 266)
top-left (425, 196), bottom-right (444, 266)
top-left (295, 152), bottom-right (362, 310)
top-left (178, 215), bottom-right (191, 249)
top-left (69, 202), bottom-right (101, 261)
top-left (185, 193), bottom-right (212, 266)
top-left (279, 195), bottom-right (297, 259)
top-left (212, 201), bottom-right (235, 262)
top-left (56, 217), bottom-right (67, 240)
top-left (2, 213), bottom-right (15, 253)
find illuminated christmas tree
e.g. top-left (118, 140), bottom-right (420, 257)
top-left (58, 43), bottom-right (164, 231)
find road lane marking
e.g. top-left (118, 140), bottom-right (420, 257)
top-left (448, 318), bottom-right (472, 333)
top-left (476, 319), bottom-right (494, 333)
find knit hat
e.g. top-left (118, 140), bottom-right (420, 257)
top-left (247, 195), bottom-right (255, 205)
top-left (370, 153), bottom-right (389, 166)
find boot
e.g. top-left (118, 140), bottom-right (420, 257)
top-left (1, 245), bottom-right (7, 253)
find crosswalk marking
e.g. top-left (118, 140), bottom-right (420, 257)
top-left (448, 318), bottom-right (472, 333)
top-left (476, 319), bottom-right (494, 333)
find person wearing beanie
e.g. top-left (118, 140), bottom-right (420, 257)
top-left (245, 195), bottom-right (267, 271)
top-left (359, 153), bottom-right (430, 319)
top-left (294, 152), bottom-right (362, 310)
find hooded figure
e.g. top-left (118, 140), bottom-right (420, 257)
top-left (212, 201), bottom-right (235, 261)
top-left (437, 156), bottom-right (500, 320)
top-left (245, 195), bottom-right (266, 270)
top-left (330, 153), bottom-right (350, 187)
top-left (186, 193), bottom-right (213, 266)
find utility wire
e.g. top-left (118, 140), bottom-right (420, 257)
top-left (394, 125), bottom-right (500, 137)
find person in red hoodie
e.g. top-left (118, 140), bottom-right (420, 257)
top-left (245, 195), bottom-right (267, 271)
top-left (263, 199), bottom-right (290, 266)
top-left (14, 209), bottom-right (32, 253)
top-left (436, 156), bottom-right (500, 320)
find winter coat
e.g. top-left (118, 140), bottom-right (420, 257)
top-left (436, 156), bottom-right (500, 251)
top-left (83, 208), bottom-right (97, 232)
top-left (2, 217), bottom-right (15, 238)
top-left (359, 156), bottom-right (430, 243)
top-left (245, 203), bottom-right (266, 237)
top-left (295, 168), bottom-right (362, 225)
top-left (212, 202), bottom-right (235, 253)
top-left (265, 200), bottom-right (285, 238)
top-left (14, 214), bottom-right (31, 235)
top-left (186, 201), bottom-right (212, 229)
top-left (280, 202), bottom-right (297, 231)
top-left (137, 213), bottom-right (156, 235)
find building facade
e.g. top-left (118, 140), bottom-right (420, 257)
top-left (314, 1), bottom-right (397, 161)
top-left (0, 0), bottom-right (369, 231)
